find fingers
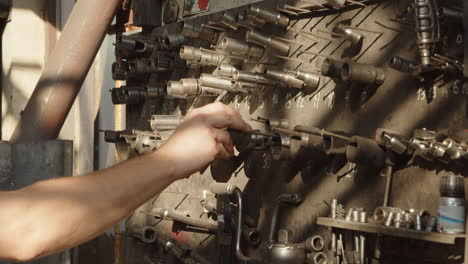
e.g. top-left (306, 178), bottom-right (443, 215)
top-left (216, 143), bottom-right (231, 159)
top-left (186, 103), bottom-right (251, 131)
top-left (213, 129), bottom-right (234, 157)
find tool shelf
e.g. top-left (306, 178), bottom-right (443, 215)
top-left (317, 217), bottom-right (465, 245)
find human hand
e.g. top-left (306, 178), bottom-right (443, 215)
top-left (156, 102), bottom-right (252, 179)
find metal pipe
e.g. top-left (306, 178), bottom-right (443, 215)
top-left (268, 193), bottom-right (303, 242)
top-left (151, 208), bottom-right (218, 232)
top-left (383, 165), bottom-right (393, 207)
top-left (209, 182), bottom-right (260, 264)
top-left (10, 0), bottom-right (122, 142)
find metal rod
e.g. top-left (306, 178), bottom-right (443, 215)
top-left (294, 125), bottom-right (352, 141)
top-left (150, 208), bottom-right (218, 232)
top-left (317, 29), bottom-right (346, 37)
top-left (383, 165), bottom-right (393, 207)
top-left (10, 0), bottom-right (123, 142)
top-left (272, 127), bottom-right (302, 137)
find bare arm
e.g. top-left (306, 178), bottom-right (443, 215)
top-left (0, 102), bottom-right (251, 261)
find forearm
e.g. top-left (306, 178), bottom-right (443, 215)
top-left (0, 151), bottom-right (177, 261)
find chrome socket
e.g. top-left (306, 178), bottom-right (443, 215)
top-left (305, 235), bottom-right (325, 252)
top-left (247, 6), bottom-right (289, 27)
top-left (180, 46), bottom-right (223, 66)
top-left (341, 62), bottom-right (386, 85)
top-left (162, 34), bottom-right (185, 50)
top-left (246, 30), bottom-right (290, 56)
top-left (321, 58), bottom-right (345, 78)
top-left (390, 56), bottom-right (417, 73)
top-left (217, 64), bottom-right (237, 77)
top-left (221, 37), bottom-right (264, 58)
top-left (335, 24), bottom-right (363, 46)
top-left (200, 86), bottom-right (223, 96)
top-left (394, 212), bottom-right (403, 228)
top-left (150, 115), bottom-right (183, 131)
top-left (167, 78), bottom-right (200, 97)
top-left (425, 216), bottom-right (437, 232)
top-left (352, 209), bottom-right (360, 222)
top-left (233, 70), bottom-right (273, 84)
top-left (345, 208), bottom-right (353, 221)
top-left (415, 215), bottom-right (423, 231)
top-left (359, 211), bottom-right (367, 223)
top-left (264, 69), bottom-right (304, 89)
top-left (294, 70), bottom-right (320, 88)
top-left (220, 12), bottom-right (239, 30)
top-left (180, 46), bottom-right (203, 61)
top-left (331, 199), bottom-right (338, 219)
top-left (199, 74), bottom-right (245, 93)
top-left (384, 211), bottom-right (394, 226)
top-left (181, 22), bottom-right (216, 43)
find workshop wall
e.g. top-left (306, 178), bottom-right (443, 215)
top-left (108, 0), bottom-right (468, 264)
